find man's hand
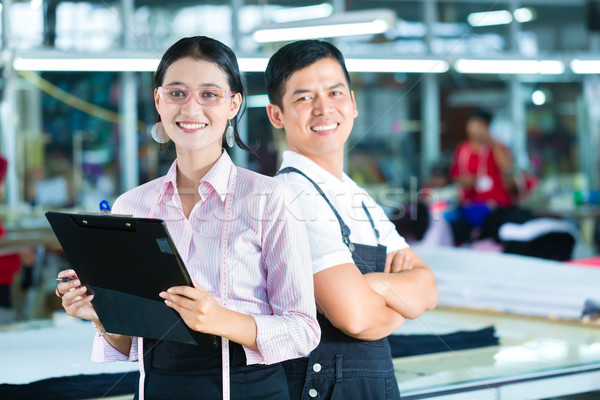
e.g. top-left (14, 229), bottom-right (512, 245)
top-left (385, 250), bottom-right (413, 273)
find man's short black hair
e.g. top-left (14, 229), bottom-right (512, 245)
top-left (469, 108), bottom-right (493, 126)
top-left (265, 40), bottom-right (351, 110)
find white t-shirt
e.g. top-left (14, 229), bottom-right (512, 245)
top-left (275, 151), bottom-right (408, 275)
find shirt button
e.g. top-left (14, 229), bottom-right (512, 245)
top-left (308, 388), bottom-right (318, 398)
top-left (312, 363), bottom-right (322, 372)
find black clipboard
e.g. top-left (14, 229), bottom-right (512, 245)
top-left (46, 211), bottom-right (213, 346)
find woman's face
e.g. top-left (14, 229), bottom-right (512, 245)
top-left (154, 57), bottom-right (241, 155)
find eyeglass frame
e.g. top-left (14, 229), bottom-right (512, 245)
top-left (156, 86), bottom-right (236, 106)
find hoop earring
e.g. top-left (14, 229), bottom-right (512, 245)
top-left (225, 120), bottom-right (235, 148)
top-left (151, 122), bottom-right (170, 144)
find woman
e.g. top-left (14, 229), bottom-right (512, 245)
top-left (55, 36), bottom-right (319, 400)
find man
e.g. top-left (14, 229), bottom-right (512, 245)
top-left (265, 40), bottom-right (438, 400)
top-left (450, 108), bottom-right (513, 209)
top-left (448, 109), bottom-right (515, 244)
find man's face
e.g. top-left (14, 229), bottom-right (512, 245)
top-left (466, 117), bottom-right (490, 142)
top-left (267, 57), bottom-right (358, 160)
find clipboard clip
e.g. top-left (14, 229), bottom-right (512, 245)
top-left (99, 200), bottom-right (112, 215)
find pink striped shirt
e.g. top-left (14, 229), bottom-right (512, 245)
top-left (91, 151), bottom-right (319, 365)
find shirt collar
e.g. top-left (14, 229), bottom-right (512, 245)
top-left (156, 150), bottom-right (233, 205)
top-left (200, 150), bottom-right (232, 202)
top-left (280, 150), bottom-right (350, 190)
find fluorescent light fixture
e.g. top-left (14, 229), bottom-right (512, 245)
top-left (247, 94), bottom-right (270, 108)
top-left (253, 9), bottom-right (395, 43)
top-left (13, 56), bottom-right (270, 72)
top-left (12, 54), bottom-right (447, 74)
top-left (240, 57), bottom-right (449, 73)
top-left (570, 59), bottom-right (600, 74)
top-left (346, 59), bottom-right (449, 73)
top-left (30, 0), bottom-right (43, 10)
top-left (455, 59), bottom-right (564, 74)
top-left (467, 8), bottom-right (535, 27)
top-left (253, 21), bottom-right (387, 42)
top-left (467, 10), bottom-right (512, 27)
top-left (513, 7), bottom-right (535, 23)
top-left (14, 57), bottom-right (159, 71)
top-left (237, 58), bottom-right (269, 72)
top-left (272, 3), bottom-right (333, 23)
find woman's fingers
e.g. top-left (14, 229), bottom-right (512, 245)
top-left (56, 269), bottom-right (80, 297)
top-left (160, 285), bottom-right (221, 333)
top-left (57, 279), bottom-right (81, 296)
top-left (56, 269), bottom-right (98, 321)
top-left (160, 286), bottom-right (210, 311)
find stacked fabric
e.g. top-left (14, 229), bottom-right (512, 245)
top-left (413, 244), bottom-right (600, 321)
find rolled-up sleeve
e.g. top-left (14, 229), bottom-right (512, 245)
top-left (245, 183), bottom-right (320, 365)
top-left (91, 334), bottom-right (138, 362)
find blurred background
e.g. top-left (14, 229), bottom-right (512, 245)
top-left (2, 2), bottom-right (600, 399)
top-left (1, 0), bottom-right (599, 317)
top-left (0, 0), bottom-right (598, 216)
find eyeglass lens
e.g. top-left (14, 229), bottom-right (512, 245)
top-left (160, 86), bottom-right (229, 105)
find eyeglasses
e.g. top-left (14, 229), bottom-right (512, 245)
top-left (157, 86), bottom-right (234, 106)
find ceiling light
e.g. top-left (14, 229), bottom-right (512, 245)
top-left (247, 94), bottom-right (270, 108)
top-left (13, 55), bottom-right (448, 74)
top-left (237, 58), bottom-right (269, 72)
top-left (252, 9), bottom-right (395, 43)
top-left (467, 10), bottom-right (512, 27)
top-left (346, 59), bottom-right (449, 73)
top-left (513, 8), bottom-right (536, 23)
top-left (13, 54), bottom-right (271, 73)
top-left (30, 0), bottom-right (43, 10)
top-left (13, 57), bottom-right (159, 71)
top-left (271, 3), bottom-right (333, 23)
top-left (570, 59), bottom-right (600, 74)
top-left (455, 59), bottom-right (564, 74)
top-left (531, 90), bottom-right (546, 105)
top-left (467, 8), bottom-right (535, 27)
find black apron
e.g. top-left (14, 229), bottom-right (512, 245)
top-left (277, 167), bottom-right (401, 400)
top-left (136, 338), bottom-right (290, 400)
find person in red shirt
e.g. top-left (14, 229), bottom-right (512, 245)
top-left (449, 109), bottom-right (514, 243)
top-left (450, 108), bottom-right (513, 208)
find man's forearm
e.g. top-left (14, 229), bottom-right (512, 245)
top-left (365, 267), bottom-right (438, 319)
top-left (350, 306), bottom-right (405, 341)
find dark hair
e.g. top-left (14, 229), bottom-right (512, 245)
top-left (469, 108), bottom-right (493, 126)
top-left (154, 36), bottom-right (251, 152)
top-left (265, 40), bottom-right (351, 110)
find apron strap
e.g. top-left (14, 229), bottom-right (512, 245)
top-left (277, 167), bottom-right (354, 252)
top-left (361, 201), bottom-right (380, 244)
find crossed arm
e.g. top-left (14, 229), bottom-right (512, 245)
top-left (315, 248), bottom-right (437, 341)
top-left (366, 248), bottom-right (438, 319)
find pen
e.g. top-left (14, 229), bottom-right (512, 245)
top-left (99, 200), bottom-right (112, 214)
top-left (56, 277), bottom-right (76, 282)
